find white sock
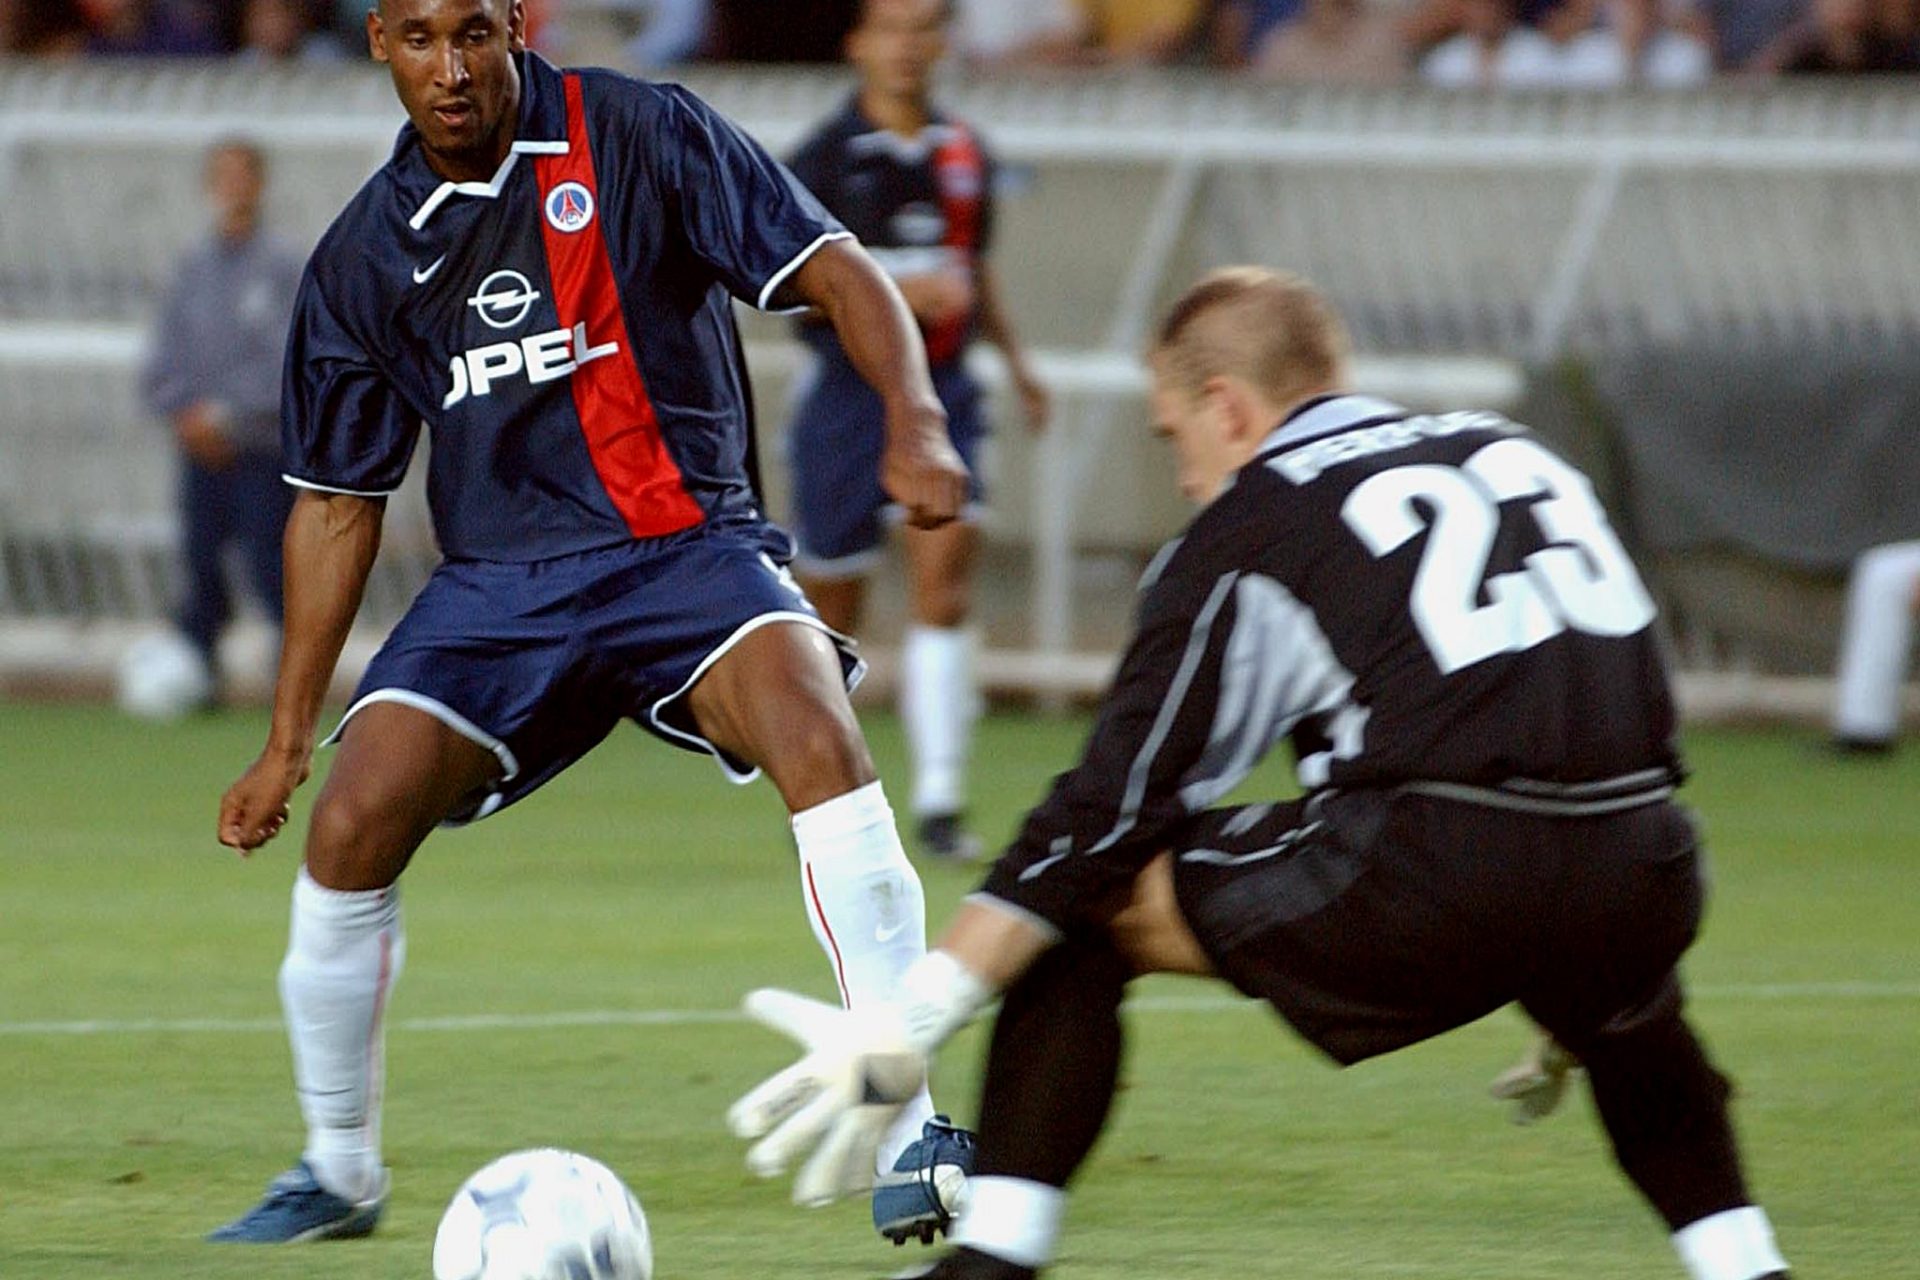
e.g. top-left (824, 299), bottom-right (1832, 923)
top-left (901, 624), bottom-right (978, 818)
top-left (951, 1176), bottom-right (1066, 1270)
top-left (790, 780), bottom-right (938, 1172)
top-left (279, 868), bottom-right (404, 1203)
top-left (1673, 1206), bottom-right (1789, 1280)
top-left (1832, 541), bottom-right (1920, 741)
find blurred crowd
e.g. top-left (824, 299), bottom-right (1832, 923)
top-left (3, 0), bottom-right (1917, 80)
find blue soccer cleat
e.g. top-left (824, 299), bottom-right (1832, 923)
top-left (874, 1115), bottom-right (974, 1246)
top-left (206, 1161), bottom-right (389, 1243)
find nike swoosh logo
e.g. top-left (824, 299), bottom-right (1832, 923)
top-left (875, 922), bottom-right (906, 943)
top-left (412, 255), bottom-right (447, 285)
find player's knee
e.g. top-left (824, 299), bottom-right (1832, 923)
top-left (780, 713), bottom-right (877, 796)
top-left (304, 786), bottom-right (413, 891)
top-left (1583, 1010), bottom-right (1733, 1122)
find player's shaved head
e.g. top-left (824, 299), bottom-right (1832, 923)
top-left (1153, 267), bottom-right (1349, 407)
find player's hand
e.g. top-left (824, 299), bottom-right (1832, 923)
top-left (1012, 364), bottom-right (1052, 434)
top-left (727, 988), bottom-right (926, 1207)
top-left (175, 401), bottom-right (237, 471)
top-left (882, 404), bottom-right (969, 529)
top-left (1489, 1033), bottom-right (1580, 1125)
top-left (218, 745), bottom-right (310, 854)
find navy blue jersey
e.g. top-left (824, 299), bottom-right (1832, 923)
top-left (787, 97), bottom-right (995, 367)
top-left (281, 53), bottom-right (847, 562)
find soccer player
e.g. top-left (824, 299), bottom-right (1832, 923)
top-left (730, 268), bottom-right (1794, 1280)
top-left (209, 0), bottom-right (970, 1246)
top-left (783, 0), bottom-right (1050, 861)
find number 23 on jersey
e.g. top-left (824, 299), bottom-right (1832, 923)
top-left (1340, 436), bottom-right (1656, 675)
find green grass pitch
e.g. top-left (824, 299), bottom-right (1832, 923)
top-left (1, 702), bottom-right (1915, 1278)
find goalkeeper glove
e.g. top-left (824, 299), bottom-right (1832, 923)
top-left (727, 951), bottom-right (990, 1207)
top-left (1488, 1033), bottom-right (1580, 1125)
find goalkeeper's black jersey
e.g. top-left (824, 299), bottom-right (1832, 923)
top-left (979, 394), bottom-right (1682, 932)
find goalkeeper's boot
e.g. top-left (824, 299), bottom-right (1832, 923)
top-left (888, 1245), bottom-right (1037, 1279)
top-left (874, 1115), bottom-right (975, 1245)
top-left (206, 1161), bottom-right (388, 1243)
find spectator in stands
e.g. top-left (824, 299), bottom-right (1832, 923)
top-left (139, 138), bottom-right (302, 706)
top-left (2, 0), bottom-right (88, 53)
top-left (1600, 0), bottom-right (1714, 84)
top-left (1419, 0), bottom-right (1565, 85)
top-left (1760, 0), bottom-right (1920, 70)
top-left (1211, 0), bottom-right (1302, 67)
top-left (1421, 0), bottom-right (1709, 85)
top-left (1514, 0), bottom-right (1712, 85)
top-left (1071, 0), bottom-right (1211, 62)
top-left (79, 0), bottom-right (226, 55)
top-left (950, 0), bottom-right (1089, 65)
top-left (1250, 0), bottom-right (1410, 82)
top-left (1697, 0), bottom-right (1803, 68)
top-left (237, 0), bottom-right (347, 61)
top-left (1829, 541), bottom-right (1920, 753)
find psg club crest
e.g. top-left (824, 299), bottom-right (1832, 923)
top-left (544, 182), bottom-right (595, 234)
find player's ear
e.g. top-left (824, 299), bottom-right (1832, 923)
top-left (1200, 375), bottom-right (1247, 437)
top-left (507, 0), bottom-right (527, 51)
top-left (365, 8), bottom-right (387, 62)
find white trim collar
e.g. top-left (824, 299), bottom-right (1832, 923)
top-left (408, 138), bottom-right (570, 232)
top-left (1258, 394), bottom-right (1407, 454)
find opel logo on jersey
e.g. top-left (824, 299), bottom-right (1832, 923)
top-left (442, 322), bottom-right (621, 410)
top-left (467, 269), bottom-right (542, 331)
top-left (544, 182), bottom-right (595, 234)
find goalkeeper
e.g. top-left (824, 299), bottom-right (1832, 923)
top-left (729, 267), bottom-right (1792, 1280)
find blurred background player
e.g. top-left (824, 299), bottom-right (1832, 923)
top-left (134, 137), bottom-right (301, 711)
top-left (732, 268), bottom-right (1791, 1280)
top-left (784, 0), bottom-right (1050, 861)
top-left (1829, 539), bottom-right (1920, 752)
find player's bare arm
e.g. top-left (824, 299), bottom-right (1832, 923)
top-left (975, 260), bottom-right (1050, 432)
top-left (788, 238), bottom-right (967, 528)
top-left (219, 489), bottom-right (384, 853)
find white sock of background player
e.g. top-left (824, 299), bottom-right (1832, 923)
top-left (1831, 540), bottom-right (1920, 743)
top-left (278, 867), bottom-right (404, 1203)
top-left (792, 780), bottom-right (939, 1174)
top-left (901, 624), bottom-right (978, 822)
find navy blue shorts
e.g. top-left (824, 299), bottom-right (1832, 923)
top-left (785, 355), bottom-right (987, 574)
top-left (326, 520), bottom-right (863, 823)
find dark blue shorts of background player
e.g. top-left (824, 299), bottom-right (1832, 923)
top-left (787, 353), bottom-right (987, 575)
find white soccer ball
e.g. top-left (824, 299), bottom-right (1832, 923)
top-left (114, 630), bottom-right (212, 720)
top-left (432, 1149), bottom-right (653, 1280)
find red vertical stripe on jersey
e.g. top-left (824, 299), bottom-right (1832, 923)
top-left (926, 125), bottom-right (986, 365)
top-left (537, 74), bottom-right (704, 538)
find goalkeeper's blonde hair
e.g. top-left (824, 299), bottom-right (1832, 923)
top-left (1152, 267), bottom-right (1349, 405)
